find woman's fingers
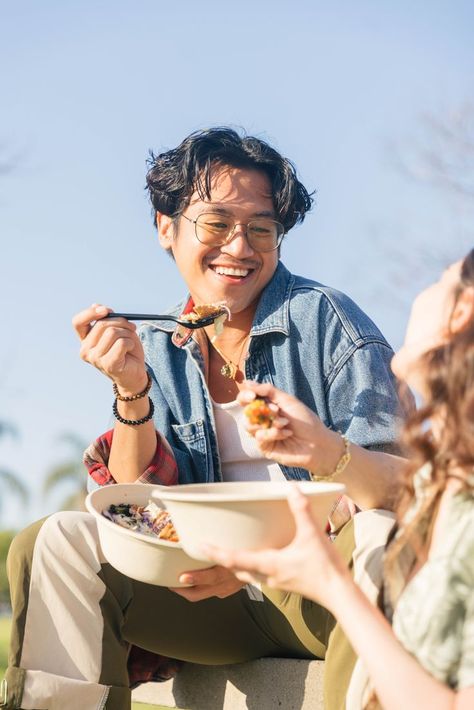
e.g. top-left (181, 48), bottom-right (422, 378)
top-left (288, 485), bottom-right (326, 543)
top-left (201, 543), bottom-right (278, 580)
top-left (254, 425), bottom-right (292, 441)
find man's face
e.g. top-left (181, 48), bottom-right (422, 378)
top-left (157, 166), bottom-right (280, 317)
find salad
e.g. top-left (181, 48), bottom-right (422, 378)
top-left (102, 500), bottom-right (179, 542)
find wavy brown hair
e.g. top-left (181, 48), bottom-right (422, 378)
top-left (385, 248), bottom-right (474, 585)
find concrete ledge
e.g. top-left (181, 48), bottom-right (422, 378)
top-left (132, 658), bottom-right (324, 709)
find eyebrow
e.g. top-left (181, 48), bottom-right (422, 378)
top-left (199, 207), bottom-right (277, 219)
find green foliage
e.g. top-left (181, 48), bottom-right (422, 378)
top-left (0, 616), bottom-right (11, 675)
top-left (0, 531), bottom-right (14, 606)
top-left (0, 420), bottom-right (28, 514)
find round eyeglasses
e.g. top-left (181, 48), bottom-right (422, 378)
top-left (180, 212), bottom-right (285, 253)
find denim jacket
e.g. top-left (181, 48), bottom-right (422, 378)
top-left (138, 261), bottom-right (407, 484)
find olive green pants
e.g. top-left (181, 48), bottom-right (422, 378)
top-left (4, 510), bottom-right (394, 709)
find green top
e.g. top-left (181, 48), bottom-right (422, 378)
top-left (392, 491), bottom-right (474, 689)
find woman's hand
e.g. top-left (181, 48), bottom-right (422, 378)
top-left (238, 381), bottom-right (343, 477)
top-left (72, 304), bottom-right (148, 395)
top-left (200, 484), bottom-right (350, 611)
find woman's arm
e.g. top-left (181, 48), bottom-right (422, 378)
top-left (203, 486), bottom-right (474, 710)
top-left (239, 381), bottom-right (405, 510)
top-left (331, 577), bottom-right (474, 710)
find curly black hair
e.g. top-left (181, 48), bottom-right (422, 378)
top-left (145, 127), bottom-right (314, 233)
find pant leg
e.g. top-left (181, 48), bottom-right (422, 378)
top-left (5, 512), bottom-right (132, 710)
top-left (123, 581), bottom-right (314, 665)
top-left (3, 511), bottom-right (314, 709)
top-left (324, 509), bottom-right (396, 710)
top-left (256, 510), bottom-right (395, 710)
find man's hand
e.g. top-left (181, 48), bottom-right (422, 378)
top-left (72, 304), bottom-right (148, 394)
top-left (170, 565), bottom-right (246, 601)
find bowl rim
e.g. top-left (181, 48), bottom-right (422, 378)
top-left (85, 488), bottom-right (183, 548)
top-left (152, 480), bottom-right (346, 504)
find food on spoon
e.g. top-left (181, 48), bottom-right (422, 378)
top-left (103, 501), bottom-right (179, 542)
top-left (243, 398), bottom-right (275, 428)
top-left (180, 302), bottom-right (231, 335)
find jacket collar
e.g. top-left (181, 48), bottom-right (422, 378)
top-left (151, 260), bottom-right (293, 344)
top-left (250, 261), bottom-right (292, 337)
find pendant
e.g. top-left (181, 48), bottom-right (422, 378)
top-left (220, 361), bottom-right (238, 379)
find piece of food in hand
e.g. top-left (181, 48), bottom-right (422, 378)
top-left (244, 398), bottom-right (275, 428)
top-left (103, 501), bottom-right (179, 542)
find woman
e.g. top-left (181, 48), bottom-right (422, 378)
top-left (203, 249), bottom-right (474, 709)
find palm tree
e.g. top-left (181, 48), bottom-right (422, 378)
top-left (42, 433), bottom-right (89, 511)
top-left (0, 420), bottom-right (29, 514)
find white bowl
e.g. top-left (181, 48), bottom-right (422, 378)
top-left (85, 483), bottom-right (210, 586)
top-left (153, 481), bottom-right (345, 561)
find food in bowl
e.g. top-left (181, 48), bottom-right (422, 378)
top-left (243, 398), bottom-right (275, 428)
top-left (103, 501), bottom-right (179, 542)
top-left (85, 483), bottom-right (210, 587)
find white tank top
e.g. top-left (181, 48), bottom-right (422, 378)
top-left (211, 398), bottom-right (286, 482)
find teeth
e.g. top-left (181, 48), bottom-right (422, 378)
top-left (214, 266), bottom-right (249, 277)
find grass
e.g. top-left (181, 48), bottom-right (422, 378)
top-left (0, 616), bottom-right (175, 710)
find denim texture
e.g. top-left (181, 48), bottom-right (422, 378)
top-left (137, 261), bottom-right (408, 484)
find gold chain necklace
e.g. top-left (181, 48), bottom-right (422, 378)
top-left (210, 334), bottom-right (250, 380)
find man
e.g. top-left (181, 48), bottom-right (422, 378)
top-left (5, 128), bottom-right (409, 709)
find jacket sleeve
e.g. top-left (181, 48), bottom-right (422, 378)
top-left (326, 340), bottom-right (413, 453)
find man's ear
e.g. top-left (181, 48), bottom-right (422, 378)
top-left (156, 212), bottom-right (175, 251)
top-left (450, 286), bottom-right (474, 334)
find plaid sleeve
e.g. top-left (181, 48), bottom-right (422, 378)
top-left (83, 429), bottom-right (178, 487)
top-left (127, 646), bottom-right (183, 689)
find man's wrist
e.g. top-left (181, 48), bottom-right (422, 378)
top-left (113, 372), bottom-right (150, 400)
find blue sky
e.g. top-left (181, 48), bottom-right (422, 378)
top-left (1, 0), bottom-right (473, 527)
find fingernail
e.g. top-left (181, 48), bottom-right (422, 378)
top-left (95, 306), bottom-right (108, 314)
top-left (179, 574), bottom-right (194, 585)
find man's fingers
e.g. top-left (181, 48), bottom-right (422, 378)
top-left (87, 325), bottom-right (137, 355)
top-left (72, 304), bottom-right (111, 340)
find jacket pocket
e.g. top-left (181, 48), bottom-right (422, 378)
top-left (171, 420), bottom-right (212, 483)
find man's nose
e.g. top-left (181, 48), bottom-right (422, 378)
top-left (221, 224), bottom-right (255, 257)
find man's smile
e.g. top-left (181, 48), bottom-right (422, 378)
top-left (206, 261), bottom-right (259, 282)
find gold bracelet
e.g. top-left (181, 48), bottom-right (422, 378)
top-left (310, 433), bottom-right (351, 482)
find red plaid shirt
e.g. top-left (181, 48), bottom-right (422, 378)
top-left (84, 429), bottom-right (184, 689)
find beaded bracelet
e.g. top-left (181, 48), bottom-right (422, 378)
top-left (112, 396), bottom-right (155, 426)
top-left (113, 373), bottom-right (152, 402)
top-left (310, 433), bottom-right (351, 482)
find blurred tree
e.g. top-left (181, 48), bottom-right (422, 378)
top-left (363, 100), bottom-right (474, 322)
top-left (0, 530), bottom-right (15, 607)
top-left (394, 101), bottom-right (474, 200)
top-left (0, 420), bottom-right (29, 515)
top-left (42, 433), bottom-right (88, 511)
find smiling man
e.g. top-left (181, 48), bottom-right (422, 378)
top-left (5, 128), bottom-right (411, 709)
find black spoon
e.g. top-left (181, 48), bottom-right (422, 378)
top-left (103, 311), bottom-right (225, 330)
